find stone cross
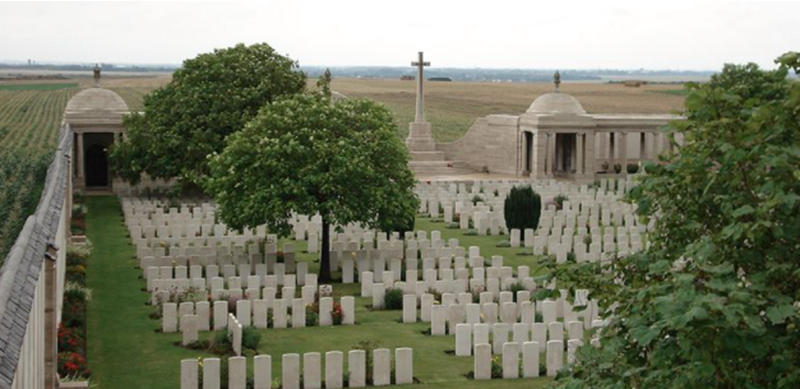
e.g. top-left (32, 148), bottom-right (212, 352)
top-left (93, 63), bottom-right (101, 87)
top-left (553, 71), bottom-right (561, 92)
top-left (411, 51), bottom-right (430, 122)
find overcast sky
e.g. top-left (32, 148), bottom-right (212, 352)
top-left (0, 1), bottom-right (797, 70)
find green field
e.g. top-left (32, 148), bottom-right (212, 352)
top-left (0, 82), bottom-right (79, 91)
top-left (0, 84), bottom-right (79, 261)
top-left (85, 196), bottom-right (554, 389)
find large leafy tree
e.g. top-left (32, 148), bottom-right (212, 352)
top-left (204, 82), bottom-right (419, 282)
top-left (110, 43), bottom-right (306, 187)
top-left (546, 53), bottom-right (800, 389)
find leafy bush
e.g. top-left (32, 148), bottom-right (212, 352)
top-left (306, 303), bottom-right (319, 327)
top-left (332, 301), bottom-right (344, 325)
top-left (66, 242), bottom-right (92, 266)
top-left (490, 355), bottom-right (502, 379)
top-left (58, 352), bottom-right (90, 379)
top-left (445, 222), bottom-right (459, 229)
top-left (352, 341), bottom-right (382, 385)
top-left (495, 240), bottom-right (511, 248)
top-left (554, 194), bottom-right (569, 210)
top-left (242, 326), bottom-right (262, 350)
top-left (210, 330), bottom-right (233, 355)
top-left (64, 282), bottom-right (92, 303)
top-left (509, 282), bottom-right (526, 301)
top-left (464, 229), bottom-right (478, 236)
top-left (503, 186), bottom-right (541, 231)
top-left (550, 56), bottom-right (800, 389)
top-left (613, 163), bottom-right (622, 174)
top-left (626, 163), bottom-right (639, 174)
top-left (384, 288), bottom-right (404, 310)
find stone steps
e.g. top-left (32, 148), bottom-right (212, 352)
top-left (409, 151), bottom-right (446, 162)
top-left (409, 160), bottom-right (474, 176)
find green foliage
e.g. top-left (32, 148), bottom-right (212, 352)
top-left (626, 163), bottom-right (640, 174)
top-left (205, 85), bottom-right (418, 282)
top-left (503, 186), bottom-right (541, 231)
top-left (210, 330), bottom-right (233, 356)
top-left (495, 240), bottom-right (511, 248)
top-left (613, 163), bottom-right (622, 174)
top-left (110, 43), bottom-right (306, 187)
top-left (549, 55), bottom-right (800, 389)
top-left (64, 281), bottom-right (92, 303)
top-left (384, 288), bottom-right (404, 310)
top-left (241, 326), bottom-right (261, 350)
top-left (554, 194), bottom-right (568, 210)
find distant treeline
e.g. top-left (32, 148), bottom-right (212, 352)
top-left (0, 63), bottom-right (177, 73)
top-left (301, 66), bottom-right (715, 83)
top-left (0, 62), bottom-right (716, 83)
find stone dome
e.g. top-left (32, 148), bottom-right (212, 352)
top-left (65, 87), bottom-right (129, 126)
top-left (526, 92), bottom-right (586, 115)
top-left (66, 87), bottom-right (128, 113)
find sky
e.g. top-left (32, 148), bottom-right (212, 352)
top-left (0, 1), bottom-right (798, 70)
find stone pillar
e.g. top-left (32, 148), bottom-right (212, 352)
top-left (548, 132), bottom-right (556, 176)
top-left (609, 132), bottom-right (616, 169)
top-left (598, 132), bottom-right (607, 160)
top-left (619, 132), bottom-right (628, 175)
top-left (645, 131), bottom-right (655, 162)
top-left (584, 132), bottom-right (596, 180)
top-left (531, 131), bottom-right (546, 179)
top-left (76, 132), bottom-right (85, 179)
top-left (576, 133), bottom-right (584, 175)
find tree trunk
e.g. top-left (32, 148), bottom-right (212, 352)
top-left (319, 218), bottom-right (332, 282)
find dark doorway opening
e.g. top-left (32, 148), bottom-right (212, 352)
top-left (85, 144), bottom-right (108, 187)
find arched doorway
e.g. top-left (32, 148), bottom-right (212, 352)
top-left (85, 144), bottom-right (108, 187)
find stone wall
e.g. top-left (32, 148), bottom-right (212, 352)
top-left (0, 126), bottom-right (72, 389)
top-left (435, 115), bottom-right (520, 175)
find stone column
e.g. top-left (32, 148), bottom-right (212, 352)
top-left (584, 132), bottom-right (596, 180)
top-left (76, 132), bottom-right (85, 179)
top-left (548, 132), bottom-right (555, 176)
top-left (645, 131), bottom-right (655, 162)
top-left (619, 132), bottom-right (628, 175)
top-left (598, 132), bottom-right (607, 160)
top-left (532, 132), bottom-right (546, 178)
top-left (608, 132), bottom-right (619, 171)
top-left (576, 133), bottom-right (584, 175)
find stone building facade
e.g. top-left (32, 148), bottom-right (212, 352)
top-left (435, 91), bottom-right (681, 182)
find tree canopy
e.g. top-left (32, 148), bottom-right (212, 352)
top-left (546, 53), bottom-right (800, 389)
top-left (205, 85), bottom-right (419, 282)
top-left (110, 43), bottom-right (306, 187)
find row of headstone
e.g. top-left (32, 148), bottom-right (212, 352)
top-left (163, 295), bottom-right (355, 333)
top-left (146, 264), bottom-right (317, 291)
top-left (180, 348), bottom-right (413, 389)
top-left (454, 321), bottom-right (599, 356)
top-left (471, 341), bottom-right (578, 379)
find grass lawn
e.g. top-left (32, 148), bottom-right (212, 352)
top-left (85, 196), bottom-right (553, 389)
